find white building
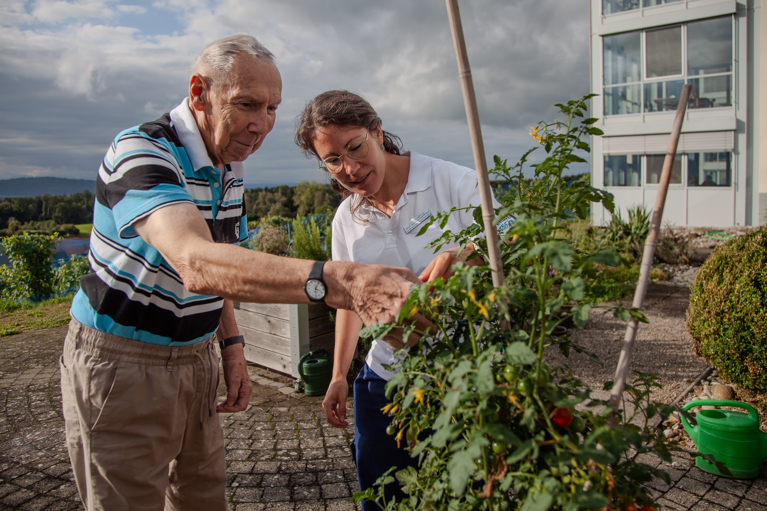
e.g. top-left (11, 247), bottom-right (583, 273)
top-left (589, 0), bottom-right (765, 227)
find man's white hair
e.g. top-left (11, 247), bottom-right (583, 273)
top-left (192, 34), bottom-right (275, 91)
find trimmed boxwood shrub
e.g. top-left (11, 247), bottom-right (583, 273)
top-left (687, 227), bottom-right (767, 390)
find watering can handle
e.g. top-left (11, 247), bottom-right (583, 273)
top-left (682, 399), bottom-right (759, 422)
top-left (298, 349), bottom-right (329, 381)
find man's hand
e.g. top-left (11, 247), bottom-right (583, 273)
top-left (322, 379), bottom-right (350, 428)
top-left (324, 263), bottom-right (421, 326)
top-left (217, 344), bottom-right (252, 413)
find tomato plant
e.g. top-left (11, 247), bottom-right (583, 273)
top-left (356, 96), bottom-right (678, 511)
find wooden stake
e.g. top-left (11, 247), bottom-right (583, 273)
top-left (607, 84), bottom-right (693, 425)
top-left (445, 0), bottom-right (505, 289)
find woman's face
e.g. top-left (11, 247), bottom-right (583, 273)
top-left (312, 124), bottom-right (385, 197)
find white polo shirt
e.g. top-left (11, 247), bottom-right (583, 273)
top-left (331, 151), bottom-right (499, 380)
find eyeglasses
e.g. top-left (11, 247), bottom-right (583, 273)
top-left (318, 132), bottom-right (369, 174)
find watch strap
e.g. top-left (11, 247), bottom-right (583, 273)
top-left (309, 260), bottom-right (325, 281)
top-left (219, 335), bottom-right (245, 351)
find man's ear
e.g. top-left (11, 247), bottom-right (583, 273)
top-left (189, 75), bottom-right (205, 111)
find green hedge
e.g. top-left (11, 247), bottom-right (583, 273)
top-left (686, 227), bottom-right (767, 390)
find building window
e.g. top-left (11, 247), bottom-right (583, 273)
top-left (603, 17), bottom-right (733, 115)
top-left (603, 0), bottom-right (681, 16)
top-left (645, 154), bottom-right (682, 184)
top-left (688, 152), bottom-right (732, 186)
top-left (604, 155), bottom-right (641, 186)
top-left (604, 152), bottom-right (732, 187)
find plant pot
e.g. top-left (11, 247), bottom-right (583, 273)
top-left (232, 301), bottom-right (335, 378)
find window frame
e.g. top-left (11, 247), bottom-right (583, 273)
top-left (603, 152), bottom-right (734, 188)
top-left (602, 16), bottom-right (734, 116)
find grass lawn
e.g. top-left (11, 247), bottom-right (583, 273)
top-left (0, 296), bottom-right (72, 336)
top-left (75, 223), bottom-right (92, 237)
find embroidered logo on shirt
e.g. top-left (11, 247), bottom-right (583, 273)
top-left (404, 209), bottom-right (433, 234)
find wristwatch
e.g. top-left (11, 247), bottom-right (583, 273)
top-left (304, 261), bottom-right (327, 303)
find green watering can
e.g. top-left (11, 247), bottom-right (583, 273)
top-left (298, 349), bottom-right (332, 396)
top-left (681, 400), bottom-right (767, 479)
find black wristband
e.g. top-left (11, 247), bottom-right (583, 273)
top-left (219, 335), bottom-right (245, 351)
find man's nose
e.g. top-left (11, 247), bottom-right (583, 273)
top-left (247, 108), bottom-right (271, 132)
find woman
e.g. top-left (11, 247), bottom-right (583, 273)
top-left (295, 90), bottom-right (495, 509)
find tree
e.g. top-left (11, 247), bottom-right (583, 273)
top-left (292, 181), bottom-right (339, 218)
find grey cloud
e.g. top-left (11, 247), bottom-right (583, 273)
top-left (0, 0), bottom-right (592, 183)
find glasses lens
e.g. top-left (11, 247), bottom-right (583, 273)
top-left (322, 157), bottom-right (343, 173)
top-left (347, 138), bottom-right (369, 161)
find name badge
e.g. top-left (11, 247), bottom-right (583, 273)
top-left (404, 209), bottom-right (432, 234)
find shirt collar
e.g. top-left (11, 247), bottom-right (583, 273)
top-left (169, 98), bottom-right (245, 180)
top-left (402, 151), bottom-right (433, 195)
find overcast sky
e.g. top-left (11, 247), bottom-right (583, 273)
top-left (0, 0), bottom-right (591, 188)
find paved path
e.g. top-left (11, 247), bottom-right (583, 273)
top-left (1, 325), bottom-right (765, 510)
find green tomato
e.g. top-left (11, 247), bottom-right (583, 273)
top-left (571, 416), bottom-right (586, 433)
top-left (386, 425), bottom-right (396, 436)
top-left (491, 441), bottom-right (507, 455)
top-left (517, 378), bottom-right (532, 396)
top-left (503, 365), bottom-right (520, 384)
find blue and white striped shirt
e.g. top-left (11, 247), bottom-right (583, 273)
top-left (71, 100), bottom-right (248, 346)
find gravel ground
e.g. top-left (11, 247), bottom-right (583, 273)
top-left (547, 226), bottom-right (763, 404)
top-left (546, 281), bottom-right (708, 405)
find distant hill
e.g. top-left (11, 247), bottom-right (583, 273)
top-left (0, 177), bottom-right (96, 198)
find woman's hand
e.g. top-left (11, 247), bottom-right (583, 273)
top-left (419, 243), bottom-right (480, 282)
top-left (322, 378), bottom-right (350, 428)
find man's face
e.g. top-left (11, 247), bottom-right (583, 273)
top-left (195, 55), bottom-right (282, 167)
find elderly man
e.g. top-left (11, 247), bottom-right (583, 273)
top-left (61, 35), bottom-right (422, 511)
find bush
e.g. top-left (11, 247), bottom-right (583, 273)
top-left (687, 228), bottom-right (767, 391)
top-left (600, 205), bottom-right (650, 262)
top-left (0, 233), bottom-right (58, 301)
top-left (55, 255), bottom-right (92, 292)
top-left (291, 217), bottom-right (331, 261)
top-left (655, 224), bottom-right (695, 265)
top-left (249, 224), bottom-right (290, 256)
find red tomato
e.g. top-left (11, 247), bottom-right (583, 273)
top-left (551, 407), bottom-right (574, 428)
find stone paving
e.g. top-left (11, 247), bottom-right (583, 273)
top-left (1, 325), bottom-right (765, 510)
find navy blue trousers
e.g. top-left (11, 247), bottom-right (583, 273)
top-left (352, 363), bottom-right (418, 511)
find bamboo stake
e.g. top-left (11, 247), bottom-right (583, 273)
top-left (607, 84), bottom-right (692, 425)
top-left (445, 0), bottom-right (505, 289)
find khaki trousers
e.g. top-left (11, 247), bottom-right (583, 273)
top-left (60, 319), bottom-right (227, 511)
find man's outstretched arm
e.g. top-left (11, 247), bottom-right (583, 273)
top-left (133, 202), bottom-right (422, 326)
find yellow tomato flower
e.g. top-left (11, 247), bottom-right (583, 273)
top-left (414, 388), bottom-right (425, 406)
top-left (477, 302), bottom-right (489, 320)
top-left (396, 428), bottom-right (404, 448)
top-left (488, 292), bottom-right (496, 302)
top-left (468, 289), bottom-right (476, 301)
top-left (529, 126), bottom-right (546, 144)
top-left (381, 404), bottom-right (393, 414)
top-left (511, 234), bottom-right (520, 242)
top-left (409, 305), bottom-right (419, 317)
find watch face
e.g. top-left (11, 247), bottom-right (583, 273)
top-left (306, 279), bottom-right (326, 300)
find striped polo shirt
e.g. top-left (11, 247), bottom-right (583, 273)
top-left (71, 99), bottom-right (248, 346)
